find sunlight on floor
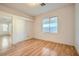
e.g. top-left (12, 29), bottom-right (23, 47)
top-left (42, 47), bottom-right (57, 56)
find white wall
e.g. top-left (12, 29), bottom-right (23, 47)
top-left (75, 4), bottom-right (79, 54)
top-left (34, 5), bottom-right (75, 45)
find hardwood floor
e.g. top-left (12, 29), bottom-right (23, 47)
top-left (0, 38), bottom-right (78, 56)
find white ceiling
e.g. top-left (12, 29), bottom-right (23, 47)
top-left (0, 3), bottom-right (72, 16)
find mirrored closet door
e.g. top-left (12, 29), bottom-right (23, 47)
top-left (0, 16), bottom-right (12, 50)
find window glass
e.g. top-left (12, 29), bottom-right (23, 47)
top-left (50, 17), bottom-right (57, 33)
top-left (42, 17), bottom-right (58, 33)
top-left (42, 18), bottom-right (49, 32)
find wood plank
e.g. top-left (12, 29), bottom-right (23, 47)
top-left (0, 38), bottom-right (78, 56)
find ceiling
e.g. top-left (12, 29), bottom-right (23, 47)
top-left (0, 3), bottom-right (72, 16)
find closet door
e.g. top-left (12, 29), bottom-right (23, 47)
top-left (13, 17), bottom-right (33, 44)
top-left (0, 16), bottom-right (12, 49)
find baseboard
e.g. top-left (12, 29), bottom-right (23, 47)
top-left (13, 38), bottom-right (33, 45)
top-left (33, 38), bottom-right (74, 47)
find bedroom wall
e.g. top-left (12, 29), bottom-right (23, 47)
top-left (34, 5), bottom-right (75, 45)
top-left (75, 3), bottom-right (79, 54)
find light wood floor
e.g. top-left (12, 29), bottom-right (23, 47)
top-left (0, 38), bottom-right (78, 56)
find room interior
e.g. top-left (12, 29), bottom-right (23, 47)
top-left (0, 3), bottom-right (79, 56)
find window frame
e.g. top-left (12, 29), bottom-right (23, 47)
top-left (42, 16), bottom-right (58, 33)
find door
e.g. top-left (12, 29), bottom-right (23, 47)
top-left (0, 16), bottom-right (12, 50)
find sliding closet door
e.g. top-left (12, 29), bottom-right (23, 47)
top-left (0, 16), bottom-right (12, 49)
top-left (13, 17), bottom-right (33, 44)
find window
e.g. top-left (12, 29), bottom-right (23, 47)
top-left (42, 17), bottom-right (58, 33)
